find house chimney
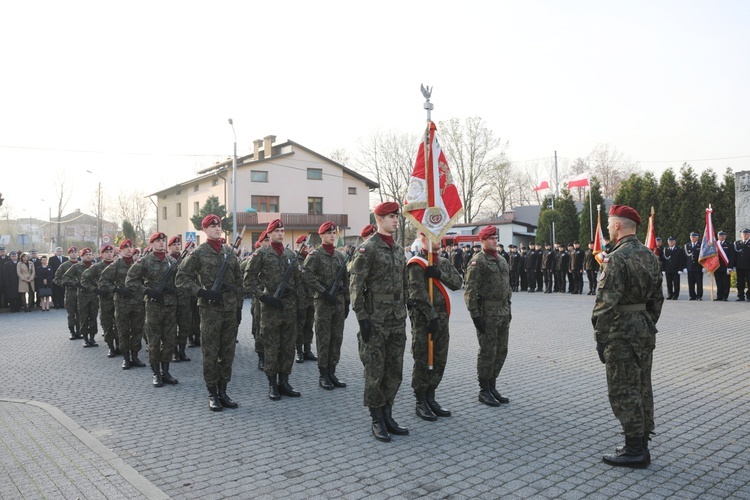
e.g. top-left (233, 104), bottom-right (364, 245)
top-left (253, 139), bottom-right (262, 160)
top-left (263, 135), bottom-right (276, 158)
top-left (503, 210), bottom-right (515, 221)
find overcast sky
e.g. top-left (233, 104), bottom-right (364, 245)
top-left (2, 0), bottom-right (749, 222)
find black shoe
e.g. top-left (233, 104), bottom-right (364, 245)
top-left (257, 352), bottom-right (265, 371)
top-left (369, 407), bottom-right (391, 442)
top-left (303, 345), bottom-right (317, 361)
top-left (194, 336), bottom-right (201, 347)
top-left (107, 342), bottom-right (116, 358)
top-left (121, 355), bottom-right (131, 370)
top-left (76, 332), bottom-right (84, 339)
top-left (68, 329), bottom-right (76, 340)
top-left (160, 362), bottom-right (178, 385)
top-left (89, 336), bottom-right (99, 347)
top-left (218, 382), bottom-right (238, 408)
top-left (415, 396), bottom-right (437, 421)
top-left (426, 388), bottom-right (451, 417)
top-left (478, 379), bottom-right (500, 406)
top-left (187, 336), bottom-right (197, 348)
top-left (616, 433), bottom-right (652, 465)
top-left (689, 297), bottom-right (696, 301)
top-left (328, 366), bottom-right (346, 388)
top-left (278, 374), bottom-right (301, 397)
top-left (382, 404), bottom-right (408, 435)
top-left (490, 379), bottom-right (510, 404)
top-left (295, 345), bottom-right (304, 363)
top-left (603, 436), bottom-right (649, 468)
top-left (736, 297), bottom-right (746, 302)
top-left (268, 374), bottom-right (281, 401)
top-left (208, 386), bottom-right (223, 411)
top-left (318, 366), bottom-right (334, 390)
top-left (130, 352), bottom-right (146, 367)
top-left (83, 338), bottom-right (92, 348)
top-left (151, 364), bottom-right (163, 387)
top-left (172, 346), bottom-right (180, 362)
top-left (178, 345), bottom-right (191, 362)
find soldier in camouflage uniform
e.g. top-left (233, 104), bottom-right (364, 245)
top-left (82, 244), bottom-right (119, 357)
top-left (241, 230), bottom-right (269, 370)
top-left (126, 232), bottom-right (179, 388)
top-left (407, 232), bottom-right (462, 421)
top-left (464, 225), bottom-right (512, 407)
top-left (592, 205), bottom-right (664, 468)
top-left (168, 235), bottom-right (192, 362)
top-left (56, 247), bottom-right (80, 339)
top-left (99, 239), bottom-right (146, 370)
top-left (243, 219), bottom-right (303, 401)
top-left (61, 247), bottom-right (99, 347)
top-left (349, 202), bottom-right (409, 442)
top-left (176, 215), bottom-right (244, 411)
top-left (302, 221), bottom-right (350, 390)
top-left (295, 234), bottom-right (317, 364)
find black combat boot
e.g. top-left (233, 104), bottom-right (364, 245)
top-left (151, 363), bottom-right (163, 387)
top-left (303, 344), bottom-right (317, 361)
top-left (603, 436), bottom-right (649, 468)
top-left (68, 326), bottom-right (76, 340)
top-left (415, 392), bottom-right (437, 421)
top-left (328, 366), bottom-right (346, 388)
top-left (114, 338), bottom-right (121, 355)
top-left (194, 333), bottom-right (201, 347)
top-left (130, 351), bottom-right (146, 367)
top-left (382, 404), bottom-right (409, 435)
top-left (82, 334), bottom-right (92, 348)
top-left (278, 373), bottom-right (301, 397)
top-left (178, 344), bottom-right (191, 362)
top-left (107, 341), bottom-right (116, 358)
top-left (318, 366), bottom-right (334, 390)
top-left (295, 345), bottom-right (304, 363)
top-left (172, 346), bottom-right (180, 362)
top-left (426, 387), bottom-right (451, 417)
top-left (478, 379), bottom-right (500, 407)
top-left (217, 381), bottom-right (238, 409)
top-left (489, 379), bottom-right (510, 404)
top-left (188, 335), bottom-right (197, 348)
top-left (268, 374), bottom-right (281, 401)
top-left (121, 352), bottom-right (131, 370)
top-left (160, 362), bottom-right (178, 385)
top-left (89, 334), bottom-right (99, 347)
top-left (369, 407), bottom-right (391, 442)
top-left (208, 386), bottom-right (223, 412)
top-left (617, 433), bottom-right (652, 465)
top-left (257, 352), bottom-right (265, 371)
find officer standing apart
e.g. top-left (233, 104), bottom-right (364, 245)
top-left (592, 205), bottom-right (664, 468)
top-left (735, 228), bottom-right (750, 301)
top-left (176, 215), bottom-right (244, 411)
top-left (302, 221), bottom-right (350, 390)
top-left (407, 232), bottom-right (462, 421)
top-left (714, 231), bottom-right (735, 301)
top-left (661, 237), bottom-right (685, 300)
top-left (349, 202), bottom-right (409, 442)
top-left (464, 225), bottom-right (512, 407)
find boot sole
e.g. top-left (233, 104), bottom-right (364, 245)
top-left (602, 457), bottom-right (649, 468)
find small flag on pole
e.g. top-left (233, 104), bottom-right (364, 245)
top-left (567, 173), bottom-right (590, 188)
top-left (533, 179), bottom-right (550, 192)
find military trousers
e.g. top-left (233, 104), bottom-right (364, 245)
top-left (261, 301), bottom-right (297, 377)
top-left (313, 298), bottom-right (344, 369)
top-left (116, 299), bottom-right (145, 354)
top-left (77, 292), bottom-right (99, 336)
top-left (687, 270), bottom-right (703, 299)
top-left (190, 298), bottom-right (200, 342)
top-left (296, 303), bottom-right (315, 347)
top-left (175, 298), bottom-right (192, 348)
top-left (64, 286), bottom-right (79, 332)
top-left (358, 314), bottom-right (406, 408)
top-left (715, 270), bottom-right (731, 300)
top-left (736, 268), bottom-right (750, 300)
top-left (535, 271), bottom-right (544, 291)
top-left (604, 336), bottom-right (655, 437)
top-left (251, 298), bottom-right (262, 353)
top-left (144, 302), bottom-right (177, 364)
top-left (199, 305), bottom-right (239, 387)
top-left (410, 310), bottom-right (449, 394)
top-left (475, 314), bottom-right (510, 380)
top-left (544, 269), bottom-right (554, 292)
top-left (665, 272), bottom-right (680, 298)
top-left (586, 269), bottom-right (597, 293)
top-left (99, 297), bottom-right (117, 343)
top-left (525, 269), bottom-right (536, 291)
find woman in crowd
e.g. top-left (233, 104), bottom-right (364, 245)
top-left (17, 252), bottom-right (35, 312)
top-left (36, 255), bottom-right (54, 311)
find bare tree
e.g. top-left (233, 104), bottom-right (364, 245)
top-left (53, 173), bottom-right (72, 248)
top-left (568, 157), bottom-right (590, 202)
top-left (588, 144), bottom-right (639, 199)
top-left (328, 148), bottom-right (350, 166)
top-left (115, 190), bottom-right (152, 246)
top-left (486, 159), bottom-right (515, 216)
top-left (439, 117), bottom-right (508, 223)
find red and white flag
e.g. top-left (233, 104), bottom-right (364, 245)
top-left (593, 207), bottom-right (606, 264)
top-left (699, 207), bottom-right (723, 273)
top-left (644, 208), bottom-right (657, 252)
top-left (533, 178), bottom-right (550, 192)
top-left (403, 121), bottom-right (464, 244)
top-left (567, 173), bottom-right (590, 188)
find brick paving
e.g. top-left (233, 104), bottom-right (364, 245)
top-left (0, 280), bottom-right (748, 499)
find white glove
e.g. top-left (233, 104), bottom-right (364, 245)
top-left (728, 269), bottom-right (733, 275)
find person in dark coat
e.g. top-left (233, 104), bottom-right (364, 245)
top-left (0, 246), bottom-right (8, 308)
top-left (48, 247), bottom-right (68, 309)
top-left (35, 255), bottom-right (54, 311)
top-left (3, 251), bottom-right (21, 311)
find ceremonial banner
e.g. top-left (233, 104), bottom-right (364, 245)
top-left (644, 208), bottom-right (657, 252)
top-left (593, 206), bottom-right (605, 264)
top-left (698, 207), bottom-right (720, 273)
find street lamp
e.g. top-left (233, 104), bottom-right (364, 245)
top-left (228, 118), bottom-right (238, 241)
top-left (86, 170), bottom-right (102, 248)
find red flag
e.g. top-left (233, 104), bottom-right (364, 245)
top-left (533, 179), bottom-right (550, 191)
top-left (593, 207), bottom-right (605, 264)
top-left (567, 173), bottom-right (590, 188)
top-left (644, 208), bottom-right (656, 252)
top-left (404, 121), bottom-right (464, 244)
top-left (698, 207), bottom-right (720, 273)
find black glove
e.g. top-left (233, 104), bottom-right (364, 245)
top-left (596, 342), bottom-right (606, 364)
top-left (197, 288), bottom-right (223, 303)
top-left (144, 288), bottom-right (162, 301)
top-left (427, 317), bottom-right (439, 334)
top-left (322, 292), bottom-right (337, 305)
top-left (117, 287), bottom-right (133, 299)
top-left (406, 299), bottom-right (415, 311)
top-left (424, 265), bottom-right (441, 280)
top-left (472, 316), bottom-right (485, 334)
top-left (344, 300), bottom-right (350, 319)
top-left (76, 283), bottom-right (84, 290)
top-left (236, 308), bottom-right (242, 324)
top-left (359, 319), bottom-right (373, 344)
top-left (259, 294), bottom-right (283, 309)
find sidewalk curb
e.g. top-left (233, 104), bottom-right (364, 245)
top-left (0, 397), bottom-right (169, 500)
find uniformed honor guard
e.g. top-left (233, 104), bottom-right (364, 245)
top-left (56, 247), bottom-right (80, 339)
top-left (61, 247), bottom-right (99, 347)
top-left (176, 215), bottom-right (244, 411)
top-left (735, 228), bottom-right (750, 301)
top-left (407, 232), bottom-right (462, 421)
top-left (168, 235), bottom-right (192, 362)
top-left (295, 234), bottom-right (317, 364)
top-left (302, 221), bottom-right (350, 390)
top-left (593, 205), bottom-right (664, 468)
top-left (349, 201), bottom-right (409, 442)
top-left (242, 230), bottom-right (269, 369)
top-left (584, 241), bottom-right (600, 295)
top-left (243, 219), bottom-right (303, 401)
top-left (464, 225), bottom-right (512, 407)
top-left (81, 244), bottom-right (119, 357)
top-left (541, 242), bottom-right (555, 293)
top-left (684, 232), bottom-right (703, 300)
top-left (662, 237), bottom-right (685, 299)
top-left (126, 232), bottom-right (179, 388)
top-left (714, 231), bottom-right (735, 301)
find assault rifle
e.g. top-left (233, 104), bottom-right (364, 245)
top-left (272, 235), bottom-right (309, 301)
top-left (151, 241), bottom-right (195, 301)
top-left (208, 226), bottom-right (246, 304)
top-left (326, 242), bottom-right (357, 298)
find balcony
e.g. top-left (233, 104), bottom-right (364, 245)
top-left (235, 212), bottom-right (349, 230)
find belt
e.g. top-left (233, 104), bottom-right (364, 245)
top-left (615, 303), bottom-right (646, 312)
top-left (372, 293), bottom-right (401, 302)
top-left (483, 300), bottom-right (504, 307)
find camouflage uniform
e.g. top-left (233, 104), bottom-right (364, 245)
top-left (55, 259), bottom-right (79, 337)
top-left (61, 262), bottom-right (99, 344)
top-left (241, 257), bottom-right (263, 359)
top-left (296, 252), bottom-right (316, 360)
top-left (125, 253), bottom-right (177, 365)
top-left (176, 242), bottom-right (243, 389)
top-left (349, 233), bottom-right (408, 408)
top-left (82, 260), bottom-right (118, 351)
top-left (592, 234), bottom-right (664, 441)
top-left (464, 249), bottom-right (512, 402)
top-left (99, 258), bottom-right (146, 366)
top-left (171, 251), bottom-right (193, 361)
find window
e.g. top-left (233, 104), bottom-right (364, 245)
top-left (176, 189), bottom-right (182, 195)
top-left (193, 202), bottom-right (199, 216)
top-left (212, 179), bottom-right (219, 187)
top-left (251, 170), bottom-right (269, 182)
top-left (307, 168), bottom-right (323, 180)
top-left (193, 184), bottom-right (199, 192)
top-left (308, 197), bottom-right (323, 215)
top-left (251, 196), bottom-right (280, 213)
top-left (176, 203), bottom-right (182, 218)
top-left (162, 207), bottom-right (168, 220)
top-left (348, 187), bottom-right (357, 195)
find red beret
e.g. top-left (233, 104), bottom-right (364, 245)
top-left (201, 214), bottom-right (221, 229)
top-left (295, 235), bottom-right (308, 245)
top-left (149, 232), bottom-right (167, 243)
top-left (374, 201), bottom-right (400, 216)
top-left (266, 218), bottom-right (284, 233)
top-left (479, 226), bottom-right (498, 240)
top-left (360, 224), bottom-right (377, 238)
top-left (168, 235), bottom-right (181, 246)
top-left (609, 204), bottom-right (642, 225)
top-left (100, 244), bottom-right (114, 253)
top-left (260, 230), bottom-right (269, 241)
top-left (132, 248), bottom-right (141, 255)
top-left (254, 240), bottom-right (261, 249)
top-left (318, 221), bottom-right (336, 234)
top-left (67, 246), bottom-right (78, 254)
top-left (80, 247), bottom-right (92, 256)
top-left (119, 239), bottom-right (133, 249)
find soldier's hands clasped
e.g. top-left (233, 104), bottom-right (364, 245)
top-left (359, 319), bottom-right (373, 343)
top-left (116, 287), bottom-right (133, 299)
top-left (472, 316), bottom-right (485, 334)
top-left (259, 294), bottom-right (283, 309)
top-left (144, 288), bottom-right (162, 301)
top-left (424, 265), bottom-right (441, 280)
top-left (198, 288), bottom-right (223, 303)
top-left (596, 342), bottom-right (606, 364)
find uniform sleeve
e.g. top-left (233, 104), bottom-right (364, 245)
top-left (242, 252), bottom-right (265, 299)
top-left (125, 260), bottom-right (146, 296)
top-left (175, 253), bottom-right (202, 297)
top-left (302, 252), bottom-right (326, 295)
top-left (99, 263), bottom-right (116, 294)
top-left (407, 263), bottom-right (438, 322)
top-left (80, 266), bottom-right (97, 292)
top-left (591, 256), bottom-right (625, 342)
top-left (439, 258), bottom-right (463, 291)
top-left (463, 256), bottom-right (484, 318)
top-left (60, 264), bottom-right (78, 288)
top-left (648, 257), bottom-right (665, 325)
top-left (349, 246), bottom-right (371, 321)
top-left (342, 254), bottom-right (350, 301)
top-left (233, 255), bottom-right (244, 306)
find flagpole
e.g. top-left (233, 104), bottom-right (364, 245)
top-left (589, 183), bottom-right (593, 240)
top-left (421, 84), bottom-right (435, 371)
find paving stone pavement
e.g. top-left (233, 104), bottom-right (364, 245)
top-left (0, 280), bottom-right (748, 499)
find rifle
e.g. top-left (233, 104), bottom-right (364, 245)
top-left (272, 235), bottom-right (309, 301)
top-left (326, 241), bottom-right (357, 298)
top-left (151, 241), bottom-right (195, 300)
top-left (208, 226), bottom-right (246, 303)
